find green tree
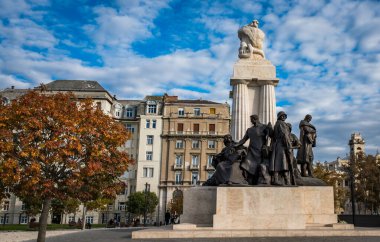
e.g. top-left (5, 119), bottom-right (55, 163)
top-left (126, 191), bottom-right (159, 218)
top-left (0, 91), bottom-right (130, 242)
top-left (353, 153), bottom-right (380, 214)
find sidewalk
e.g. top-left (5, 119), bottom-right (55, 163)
top-left (1, 229), bottom-right (84, 242)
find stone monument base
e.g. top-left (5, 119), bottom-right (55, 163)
top-left (182, 186), bottom-right (337, 230)
top-left (132, 186), bottom-right (358, 239)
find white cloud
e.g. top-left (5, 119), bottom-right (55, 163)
top-left (0, 0), bottom-right (379, 162)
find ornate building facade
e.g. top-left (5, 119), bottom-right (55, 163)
top-left (157, 95), bottom-right (230, 223)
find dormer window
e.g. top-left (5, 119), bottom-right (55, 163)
top-left (126, 108), bottom-right (134, 118)
top-left (147, 101), bottom-right (157, 114)
top-left (148, 104), bottom-right (157, 114)
top-left (114, 103), bottom-right (122, 118)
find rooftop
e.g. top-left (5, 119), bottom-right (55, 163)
top-left (42, 80), bottom-right (106, 92)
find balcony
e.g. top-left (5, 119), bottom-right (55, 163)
top-left (190, 164), bottom-right (199, 170)
top-left (166, 131), bottom-right (222, 135)
top-left (174, 163), bottom-right (184, 170)
top-left (169, 112), bottom-right (224, 119)
top-left (206, 164), bottom-right (215, 171)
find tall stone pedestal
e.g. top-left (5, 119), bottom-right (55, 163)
top-left (182, 186), bottom-right (337, 230)
top-left (231, 59), bottom-right (279, 140)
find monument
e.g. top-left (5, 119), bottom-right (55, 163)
top-left (132, 19), bottom-right (358, 239)
top-left (231, 19), bottom-right (278, 141)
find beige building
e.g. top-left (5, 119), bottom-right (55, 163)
top-left (157, 95), bottom-right (230, 223)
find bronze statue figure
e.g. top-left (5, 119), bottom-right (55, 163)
top-left (296, 114), bottom-right (317, 177)
top-left (203, 135), bottom-right (248, 186)
top-left (269, 111), bottom-right (294, 185)
top-left (235, 115), bottom-right (272, 185)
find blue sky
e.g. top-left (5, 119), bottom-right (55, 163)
top-left (1, 0), bottom-right (379, 162)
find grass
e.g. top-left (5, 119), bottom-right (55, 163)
top-left (0, 223), bottom-right (107, 231)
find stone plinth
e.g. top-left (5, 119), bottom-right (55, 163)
top-left (182, 186), bottom-right (337, 230)
top-left (230, 59), bottom-right (279, 141)
top-left (181, 186), bottom-right (217, 226)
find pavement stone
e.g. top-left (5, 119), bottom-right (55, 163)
top-left (14, 228), bottom-right (380, 242)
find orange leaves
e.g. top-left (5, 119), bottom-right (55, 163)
top-left (0, 90), bottom-right (132, 205)
top-left (0, 158), bottom-right (21, 185)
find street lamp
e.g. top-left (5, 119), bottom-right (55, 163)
top-left (144, 182), bottom-right (150, 227)
top-left (349, 153), bottom-right (356, 226)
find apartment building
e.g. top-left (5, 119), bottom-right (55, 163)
top-left (157, 95), bottom-right (230, 223)
top-left (1, 81), bottom-right (232, 225)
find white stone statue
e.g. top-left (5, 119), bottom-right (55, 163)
top-left (238, 19), bottom-right (265, 59)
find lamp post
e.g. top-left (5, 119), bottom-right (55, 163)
top-left (144, 182), bottom-right (150, 227)
top-left (350, 153), bottom-right (356, 226)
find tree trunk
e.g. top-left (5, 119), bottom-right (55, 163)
top-left (81, 205), bottom-right (86, 230)
top-left (37, 198), bottom-right (52, 242)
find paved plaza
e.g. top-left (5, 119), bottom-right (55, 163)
top-left (1, 228), bottom-right (375, 242)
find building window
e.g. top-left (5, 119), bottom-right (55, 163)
top-left (85, 216), bottom-right (94, 224)
top-left (96, 102), bottom-right (101, 110)
top-left (208, 140), bottom-right (216, 149)
top-left (208, 171), bottom-right (214, 179)
top-left (175, 172), bottom-right (182, 184)
top-left (193, 123), bottom-right (199, 134)
top-left (0, 215), bottom-right (9, 224)
top-left (191, 172), bottom-right (199, 185)
top-left (176, 140), bottom-right (184, 149)
top-left (21, 202), bottom-right (26, 211)
top-left (175, 155), bottom-right (183, 167)
top-left (209, 124), bottom-right (215, 134)
top-left (118, 202), bottom-right (126, 211)
top-left (191, 155), bottom-right (199, 168)
top-left (152, 119), bottom-right (157, 128)
top-left (178, 108), bottom-right (184, 116)
top-left (177, 123), bottom-right (184, 134)
top-left (125, 140), bottom-right (132, 148)
top-left (194, 108), bottom-right (201, 116)
top-left (146, 151), bottom-right (153, 160)
top-left (148, 104), bottom-right (157, 114)
top-left (20, 215), bottom-right (28, 224)
top-left (143, 167), bottom-right (154, 177)
top-left (2, 201), bottom-right (9, 211)
top-left (146, 119), bottom-right (150, 128)
top-left (207, 155), bottom-right (214, 167)
top-left (126, 124), bottom-right (135, 133)
top-left (147, 135), bottom-right (153, 145)
top-left (209, 108), bottom-right (216, 114)
top-left (68, 216), bottom-right (75, 222)
top-left (192, 140), bottom-right (200, 149)
top-left (115, 111), bottom-right (121, 117)
top-left (108, 204), bottom-right (113, 211)
top-left (126, 108), bottom-right (134, 118)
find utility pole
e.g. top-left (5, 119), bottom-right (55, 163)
top-left (350, 153), bottom-right (356, 226)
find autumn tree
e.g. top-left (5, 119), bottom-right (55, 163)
top-left (314, 163), bottom-right (349, 213)
top-left (0, 91), bottom-right (130, 242)
top-left (126, 191), bottom-right (159, 219)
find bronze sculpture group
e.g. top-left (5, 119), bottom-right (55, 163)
top-left (204, 112), bottom-right (319, 186)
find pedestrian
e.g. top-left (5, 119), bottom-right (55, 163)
top-left (165, 210), bottom-right (171, 225)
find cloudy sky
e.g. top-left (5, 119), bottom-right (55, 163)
top-left (1, 0), bottom-right (379, 162)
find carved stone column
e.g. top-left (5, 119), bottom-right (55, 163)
top-left (259, 84), bottom-right (276, 125)
top-left (231, 80), bottom-right (249, 141)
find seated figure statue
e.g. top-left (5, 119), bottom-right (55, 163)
top-left (203, 135), bottom-right (248, 186)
